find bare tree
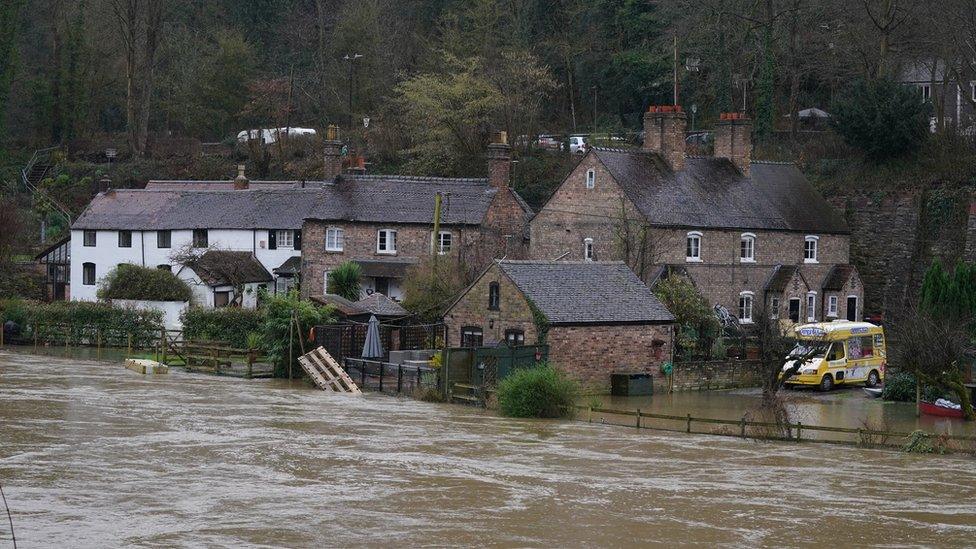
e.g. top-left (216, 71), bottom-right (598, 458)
top-left (170, 245), bottom-right (261, 308)
top-left (613, 199), bottom-right (666, 282)
top-left (111, 0), bottom-right (166, 156)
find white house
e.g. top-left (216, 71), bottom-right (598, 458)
top-left (69, 185), bottom-right (318, 307)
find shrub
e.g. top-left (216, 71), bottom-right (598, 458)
top-left (97, 264), bottom-right (193, 302)
top-left (327, 261), bottom-right (362, 301)
top-left (653, 275), bottom-right (719, 359)
top-left (497, 363), bottom-right (579, 418)
top-left (882, 370), bottom-right (946, 402)
top-left (260, 290), bottom-right (335, 377)
top-left (830, 79), bottom-right (930, 161)
top-left (180, 307), bottom-right (264, 348)
top-left (0, 299), bottom-right (162, 347)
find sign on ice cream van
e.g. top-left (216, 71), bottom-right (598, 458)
top-left (781, 321), bottom-right (886, 391)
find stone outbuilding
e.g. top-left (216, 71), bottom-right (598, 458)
top-left (443, 260), bottom-right (675, 391)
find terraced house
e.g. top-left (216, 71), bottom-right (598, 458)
top-left (529, 107), bottom-right (863, 325)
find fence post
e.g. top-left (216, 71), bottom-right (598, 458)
top-left (64, 325), bottom-right (69, 350)
top-left (0, 316), bottom-right (4, 347)
top-left (33, 323), bottom-right (38, 351)
top-left (587, 406), bottom-right (592, 423)
top-left (797, 422), bottom-right (803, 442)
top-left (127, 333), bottom-right (133, 355)
top-left (686, 414), bottom-right (692, 434)
top-left (417, 366), bottom-right (422, 391)
top-left (740, 416), bottom-right (746, 438)
top-left (361, 362), bottom-right (366, 389)
top-left (378, 362), bottom-right (384, 392)
top-left (161, 331), bottom-right (167, 363)
top-left (397, 365), bottom-right (403, 393)
top-left (635, 409), bottom-right (641, 429)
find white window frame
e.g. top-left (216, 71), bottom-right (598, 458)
top-left (323, 270), bottom-right (331, 294)
top-left (585, 168), bottom-right (596, 189)
top-left (437, 231), bottom-right (452, 255)
top-left (325, 227), bottom-right (344, 252)
top-left (827, 295), bottom-right (839, 317)
top-left (770, 297), bottom-right (780, 320)
top-left (686, 231), bottom-right (702, 262)
top-left (806, 292), bottom-right (817, 322)
top-left (583, 237), bottom-right (594, 261)
top-left (738, 291), bottom-right (754, 324)
top-left (377, 229), bottom-right (397, 254)
top-left (276, 229), bottom-right (294, 249)
top-left (804, 235), bottom-right (819, 264)
top-left (740, 232), bottom-right (756, 263)
top-left (920, 83), bottom-right (931, 101)
top-left (972, 81), bottom-right (976, 102)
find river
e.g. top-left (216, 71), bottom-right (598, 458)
top-left (2, 350), bottom-right (976, 547)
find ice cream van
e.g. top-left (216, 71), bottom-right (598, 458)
top-left (781, 321), bottom-right (886, 391)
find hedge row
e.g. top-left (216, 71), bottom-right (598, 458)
top-left (0, 299), bottom-right (163, 347)
top-left (180, 307), bottom-right (264, 348)
top-left (97, 264), bottom-right (193, 302)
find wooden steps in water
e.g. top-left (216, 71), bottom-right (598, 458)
top-left (298, 346), bottom-right (362, 394)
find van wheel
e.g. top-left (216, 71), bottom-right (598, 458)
top-left (819, 374), bottom-right (834, 392)
top-left (866, 370), bottom-right (880, 388)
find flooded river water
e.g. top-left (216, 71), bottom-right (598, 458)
top-left (2, 350), bottom-right (976, 547)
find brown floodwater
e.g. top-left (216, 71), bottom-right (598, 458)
top-left (2, 350), bottom-right (976, 547)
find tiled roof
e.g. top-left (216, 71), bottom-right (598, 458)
top-left (73, 174), bottom-right (533, 230)
top-left (591, 148), bottom-right (849, 234)
top-left (188, 251), bottom-right (273, 286)
top-left (312, 294), bottom-right (366, 316)
top-left (355, 293), bottom-right (409, 317)
top-left (273, 255), bottom-right (302, 275)
top-left (822, 264), bottom-right (856, 291)
top-left (496, 260), bottom-right (674, 325)
top-left (353, 257), bottom-right (419, 279)
top-left (765, 265), bottom-right (798, 293)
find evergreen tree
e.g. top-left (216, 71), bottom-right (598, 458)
top-left (830, 79), bottom-right (931, 161)
top-left (0, 0), bottom-right (25, 142)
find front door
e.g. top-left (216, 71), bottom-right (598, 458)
top-left (375, 277), bottom-right (390, 296)
top-left (789, 298), bottom-right (801, 323)
top-left (847, 297), bottom-right (858, 321)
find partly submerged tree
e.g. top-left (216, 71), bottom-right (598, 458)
top-left (830, 79), bottom-right (930, 161)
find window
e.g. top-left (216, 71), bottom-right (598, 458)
top-left (848, 336), bottom-right (875, 359)
top-left (83, 230), bottom-right (96, 247)
top-left (740, 233), bottom-right (755, 263)
top-left (214, 291), bottom-right (231, 308)
top-left (157, 264), bottom-right (171, 272)
top-left (323, 270), bottom-right (331, 294)
top-left (920, 84), bottom-right (931, 101)
top-left (488, 282), bottom-right (500, 310)
top-left (827, 343), bottom-right (845, 362)
top-left (770, 297), bottom-right (780, 319)
top-left (326, 227), bottom-right (344, 252)
top-left (377, 229), bottom-right (397, 254)
top-left (192, 229), bottom-right (208, 248)
top-left (972, 82), bottom-right (976, 102)
top-left (157, 230), bottom-right (171, 249)
top-left (118, 230), bottom-right (132, 248)
top-left (804, 235), bottom-right (819, 263)
top-left (461, 326), bottom-right (484, 348)
top-left (806, 292), bottom-right (817, 322)
top-left (686, 231), bottom-right (702, 262)
top-left (437, 231), bottom-right (452, 255)
top-left (585, 168), bottom-right (596, 189)
top-left (738, 292), bottom-right (754, 323)
top-left (276, 229), bottom-right (294, 249)
top-left (789, 298), bottom-right (801, 323)
top-left (828, 295), bottom-right (839, 317)
top-left (583, 238), bottom-right (594, 262)
top-left (505, 329), bottom-right (525, 347)
top-left (82, 262), bottom-right (96, 285)
top-left (276, 277), bottom-right (295, 294)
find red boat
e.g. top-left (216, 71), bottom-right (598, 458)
top-left (920, 401), bottom-right (964, 419)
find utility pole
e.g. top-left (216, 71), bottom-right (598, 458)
top-left (431, 192), bottom-right (442, 256)
top-left (673, 36), bottom-right (679, 106)
top-left (343, 53), bottom-right (364, 129)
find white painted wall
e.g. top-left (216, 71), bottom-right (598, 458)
top-left (176, 267), bottom-right (265, 309)
top-left (70, 228), bottom-right (300, 302)
top-left (360, 277), bottom-right (405, 301)
top-left (111, 299), bottom-right (188, 330)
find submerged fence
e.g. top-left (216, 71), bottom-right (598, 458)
top-left (576, 405), bottom-right (976, 453)
top-left (343, 358), bottom-right (439, 395)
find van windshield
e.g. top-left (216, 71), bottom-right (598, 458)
top-left (789, 342), bottom-right (828, 359)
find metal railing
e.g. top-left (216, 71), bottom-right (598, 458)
top-left (343, 357), bottom-right (438, 395)
top-left (20, 146), bottom-right (71, 226)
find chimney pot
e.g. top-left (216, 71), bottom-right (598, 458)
top-left (642, 105), bottom-right (687, 172)
top-left (234, 164), bottom-right (249, 190)
top-left (323, 128), bottom-right (344, 180)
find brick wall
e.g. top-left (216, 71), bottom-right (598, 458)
top-left (443, 264), bottom-right (539, 347)
top-left (547, 323), bottom-right (673, 392)
top-left (670, 360), bottom-right (761, 392)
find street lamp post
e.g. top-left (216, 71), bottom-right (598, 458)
top-left (343, 53), bottom-right (364, 129)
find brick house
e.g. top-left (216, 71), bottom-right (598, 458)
top-left (529, 107), bottom-right (864, 326)
top-left (443, 260), bottom-right (675, 390)
top-left (299, 137), bottom-right (533, 300)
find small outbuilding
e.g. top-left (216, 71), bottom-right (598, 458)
top-left (443, 260), bottom-right (675, 391)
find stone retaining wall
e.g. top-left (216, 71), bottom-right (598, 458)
top-left (669, 360), bottom-right (761, 392)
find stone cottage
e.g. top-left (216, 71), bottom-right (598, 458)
top-left (443, 260), bottom-right (675, 390)
top-left (529, 107), bottom-right (863, 326)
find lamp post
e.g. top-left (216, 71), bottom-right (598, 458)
top-left (343, 53), bottom-right (364, 129)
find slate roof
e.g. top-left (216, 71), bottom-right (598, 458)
top-left (73, 174), bottom-right (533, 231)
top-left (355, 293), bottom-right (409, 318)
top-left (354, 257), bottom-right (419, 279)
top-left (590, 148), bottom-right (849, 234)
top-left (764, 265), bottom-right (801, 293)
top-left (273, 255), bottom-right (302, 275)
top-left (188, 251), bottom-right (273, 286)
top-left (822, 264), bottom-right (856, 291)
top-left (312, 294), bottom-right (366, 316)
top-left (495, 260), bottom-right (675, 325)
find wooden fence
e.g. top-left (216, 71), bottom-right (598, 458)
top-left (575, 405), bottom-right (976, 453)
top-left (343, 357), bottom-right (438, 395)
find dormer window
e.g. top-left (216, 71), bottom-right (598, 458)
top-left (686, 231), bottom-right (702, 262)
top-left (740, 233), bottom-right (756, 263)
top-left (585, 168), bottom-right (595, 189)
top-left (804, 235), bottom-right (819, 263)
top-left (583, 238), bottom-right (594, 261)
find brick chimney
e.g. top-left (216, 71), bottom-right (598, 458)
top-left (233, 164), bottom-right (249, 190)
top-left (643, 105), bottom-right (686, 172)
top-left (487, 131), bottom-right (511, 190)
top-left (714, 112), bottom-right (752, 176)
top-left (323, 124), bottom-right (343, 180)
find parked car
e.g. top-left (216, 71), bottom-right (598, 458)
top-left (568, 135), bottom-right (589, 154)
top-left (535, 134), bottom-right (562, 150)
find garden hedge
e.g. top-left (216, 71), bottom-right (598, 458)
top-left (97, 264), bottom-right (193, 302)
top-left (180, 307), bottom-right (264, 348)
top-left (0, 299), bottom-right (163, 347)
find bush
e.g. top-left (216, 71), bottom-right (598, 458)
top-left (882, 370), bottom-right (946, 402)
top-left (260, 290), bottom-right (335, 377)
top-left (496, 363), bottom-right (579, 418)
top-left (654, 275), bottom-right (719, 359)
top-left (0, 299), bottom-right (162, 347)
top-left (97, 264), bottom-right (193, 302)
top-left (830, 79), bottom-right (930, 161)
top-left (327, 261), bottom-right (362, 301)
top-left (181, 307), bottom-right (264, 348)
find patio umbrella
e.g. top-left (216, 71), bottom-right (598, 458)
top-left (361, 315), bottom-right (383, 359)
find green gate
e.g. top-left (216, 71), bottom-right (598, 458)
top-left (442, 345), bottom-right (548, 404)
